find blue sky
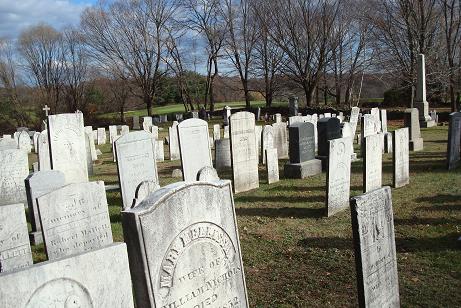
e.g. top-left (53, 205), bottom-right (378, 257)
top-left (0, 0), bottom-right (96, 39)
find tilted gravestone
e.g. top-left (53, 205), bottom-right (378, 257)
top-left (404, 108), bottom-right (423, 151)
top-left (446, 112), bottom-right (461, 170)
top-left (326, 137), bottom-right (352, 216)
top-left (48, 113), bottom-right (88, 184)
top-left (17, 131), bottom-right (31, 153)
top-left (350, 186), bottom-right (400, 308)
top-left (37, 181), bottom-right (113, 260)
top-left (0, 203), bottom-right (33, 273)
top-left (393, 128), bottom-right (410, 188)
top-left (285, 122), bottom-right (321, 178)
top-left (122, 181), bottom-right (249, 308)
top-left (97, 127), bottom-right (106, 145)
top-left (0, 243), bottom-right (135, 307)
top-left (168, 121), bottom-right (180, 160)
top-left (266, 148), bottom-right (279, 184)
top-left (177, 119), bottom-right (213, 182)
top-left (37, 130), bottom-right (51, 170)
top-left (363, 133), bottom-right (383, 193)
top-left (0, 149), bottom-right (29, 206)
top-left (115, 131), bottom-right (159, 210)
top-left (230, 112), bottom-right (259, 193)
top-left (25, 170), bottom-right (66, 245)
top-left (261, 125), bottom-right (274, 164)
top-left (272, 122), bottom-right (289, 159)
top-left (215, 138), bottom-right (232, 170)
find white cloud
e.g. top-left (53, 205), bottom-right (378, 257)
top-left (0, 0), bottom-right (93, 39)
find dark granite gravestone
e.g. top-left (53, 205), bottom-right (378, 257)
top-left (289, 96), bottom-right (298, 116)
top-left (447, 112), bottom-right (461, 170)
top-left (317, 117), bottom-right (341, 157)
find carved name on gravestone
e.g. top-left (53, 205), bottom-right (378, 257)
top-left (169, 121), bottom-right (180, 160)
top-left (0, 243), bottom-right (134, 307)
top-left (230, 112), bottom-right (259, 193)
top-left (363, 134), bottom-right (383, 193)
top-left (261, 125), bottom-right (274, 164)
top-left (97, 127), bottom-right (106, 145)
top-left (115, 131), bottom-right (159, 209)
top-left (38, 130), bottom-right (51, 170)
top-left (350, 186), bottom-right (400, 308)
top-left (0, 149), bottom-right (28, 206)
top-left (25, 171), bottom-right (66, 245)
top-left (122, 181), bottom-right (249, 308)
top-left (48, 113), bottom-right (88, 184)
top-left (156, 140), bottom-right (165, 162)
top-left (447, 112), bottom-right (461, 170)
top-left (18, 131), bottom-right (31, 153)
top-left (215, 138), bottom-right (232, 170)
top-left (177, 119), bottom-right (213, 182)
top-left (272, 122), bottom-right (289, 159)
top-left (266, 148), bottom-right (279, 184)
top-left (404, 108), bottom-right (423, 151)
top-left (0, 203), bottom-right (33, 273)
top-left (326, 137), bottom-right (352, 216)
top-left (37, 181), bottom-right (113, 260)
top-left (393, 128), bottom-right (410, 188)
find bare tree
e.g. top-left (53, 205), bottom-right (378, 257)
top-left (0, 38), bottom-right (20, 106)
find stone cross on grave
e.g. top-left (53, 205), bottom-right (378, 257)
top-left (42, 105), bottom-right (50, 117)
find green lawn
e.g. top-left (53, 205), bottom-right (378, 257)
top-left (28, 122), bottom-right (460, 307)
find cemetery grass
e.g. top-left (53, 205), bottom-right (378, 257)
top-left (28, 122), bottom-right (460, 307)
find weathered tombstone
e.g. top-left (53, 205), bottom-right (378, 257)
top-left (32, 132), bottom-right (40, 153)
top-left (275, 113), bottom-right (282, 123)
top-left (317, 117), bottom-right (341, 162)
top-left (197, 166), bottom-right (220, 181)
top-left (255, 125), bottom-right (262, 161)
top-left (360, 114), bottom-right (377, 147)
top-left (370, 108), bottom-right (381, 132)
top-left (17, 131), bottom-right (31, 153)
top-left (171, 168), bottom-right (182, 178)
top-left (132, 180), bottom-right (161, 208)
top-left (215, 138), bottom-right (232, 170)
top-left (0, 149), bottom-right (28, 206)
top-left (85, 131), bottom-right (94, 175)
top-left (37, 181), bottom-right (113, 260)
top-left (289, 96), bottom-right (299, 116)
top-left (256, 107), bottom-right (261, 120)
top-left (133, 115), bottom-right (140, 130)
top-left (25, 170), bottom-right (66, 245)
top-left (97, 127), bottom-right (106, 145)
top-left (0, 243), bottom-right (134, 307)
top-left (0, 203), bottom-right (33, 273)
top-left (0, 138), bottom-right (17, 150)
top-left (93, 129), bottom-right (98, 141)
top-left (213, 124), bottom-right (221, 141)
top-left (266, 148), bottom-right (279, 184)
top-left (350, 186), bottom-right (400, 308)
top-left (261, 125), bottom-right (274, 164)
top-left (324, 112), bottom-right (332, 118)
top-left (151, 125), bottom-right (159, 140)
top-left (223, 125), bottom-right (230, 138)
top-left (37, 130), bottom-right (51, 170)
top-left (342, 122), bottom-right (356, 160)
top-left (109, 125), bottom-right (118, 144)
top-left (121, 125), bottom-right (130, 135)
top-left (115, 131), bottom-right (159, 210)
top-left (289, 116), bottom-right (304, 126)
top-left (155, 139), bottom-right (164, 162)
top-left (446, 112), bottom-right (461, 170)
top-left (84, 127), bottom-right (97, 161)
top-left (404, 108), bottom-right (424, 151)
top-left (326, 137), bottom-right (352, 216)
top-left (429, 110), bottom-right (438, 124)
top-left (363, 134), bottom-right (383, 193)
top-left (284, 122), bottom-right (321, 178)
top-left (415, 54), bottom-right (436, 128)
top-left (168, 121), bottom-right (180, 160)
top-left (121, 180), bottom-right (249, 308)
top-left (48, 113), bottom-right (88, 184)
top-left (393, 128), bottom-right (410, 187)
top-left (143, 116), bottom-right (153, 132)
top-left (272, 122), bottom-right (289, 159)
top-left (350, 107), bottom-right (360, 137)
top-left (230, 112), bottom-right (259, 193)
top-left (223, 105), bottom-right (232, 125)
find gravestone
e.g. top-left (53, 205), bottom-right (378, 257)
top-left (156, 139), bottom-right (164, 162)
top-left (151, 125), bottom-right (159, 140)
top-left (121, 125), bottom-right (130, 135)
top-left (230, 112), bottom-right (259, 193)
top-left (255, 125), bottom-right (262, 161)
top-left (169, 121), bottom-right (180, 160)
top-left (215, 138), bottom-right (232, 170)
top-left (350, 186), bottom-right (400, 308)
top-left (0, 149), bottom-right (28, 206)
top-left (275, 113), bottom-right (282, 123)
top-left (266, 148), bottom-right (279, 184)
top-left (261, 125), bottom-right (274, 164)
top-left (25, 170), bottom-right (66, 245)
top-left (197, 166), bottom-right (220, 181)
top-left (289, 96), bottom-right (299, 116)
top-left (177, 119), bottom-right (213, 182)
top-left (272, 122), bottom-right (289, 159)
top-left (393, 128), bottom-right (410, 187)
top-left (317, 117), bottom-right (341, 166)
top-left (37, 181), bottom-right (113, 260)
top-left (0, 138), bottom-right (16, 150)
top-left (213, 124), bottom-right (221, 141)
top-left (324, 112), bottom-right (332, 118)
top-left (115, 131), bottom-right (159, 209)
top-left (350, 107), bottom-right (360, 137)
top-left (0, 243), bottom-right (135, 307)
top-left (0, 203), bottom-right (33, 273)
top-left (288, 116), bottom-right (304, 126)
top-left (171, 168), bottom-right (182, 178)
top-left (224, 125), bottom-right (230, 138)
top-left (360, 114), bottom-right (377, 150)
top-left (109, 125), bottom-right (118, 144)
top-left (133, 115), bottom-right (140, 129)
top-left (97, 127), bottom-right (106, 145)
top-left (48, 113), bottom-right (88, 184)
top-left (446, 112), bottom-right (461, 170)
top-left (143, 116), bottom-right (153, 132)
top-left (85, 131), bottom-right (94, 175)
top-left (370, 108), bottom-right (381, 132)
top-left (37, 130), bottom-right (51, 170)
top-left (17, 131), bottom-right (31, 153)
top-left (415, 54), bottom-right (436, 128)
top-left (256, 107), bottom-right (261, 120)
top-left (404, 108), bottom-right (424, 151)
top-left (326, 137), bottom-right (352, 216)
top-left (284, 122), bottom-right (321, 178)
top-left (223, 106), bottom-right (232, 126)
top-left (84, 127), bottom-right (97, 161)
top-left (363, 134), bottom-right (383, 193)
top-left (121, 180), bottom-right (249, 308)
top-left (342, 122), bottom-right (356, 160)
top-left (132, 180), bottom-right (161, 208)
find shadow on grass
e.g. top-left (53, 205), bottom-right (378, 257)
top-left (394, 217), bottom-right (461, 225)
top-left (416, 194), bottom-right (461, 204)
top-left (235, 194), bottom-right (325, 203)
top-left (236, 206), bottom-right (324, 218)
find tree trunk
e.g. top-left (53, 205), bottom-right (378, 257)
top-left (144, 95), bottom-right (153, 116)
top-left (243, 80), bottom-right (251, 110)
top-left (120, 105), bottom-right (125, 123)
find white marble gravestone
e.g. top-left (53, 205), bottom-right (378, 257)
top-left (0, 149), bottom-right (29, 206)
top-left (266, 148), bottom-right (279, 184)
top-left (255, 125), bottom-right (262, 161)
top-left (17, 131), bottom-right (31, 153)
top-left (177, 119), bottom-right (213, 182)
top-left (261, 125), bottom-right (274, 164)
top-left (350, 107), bottom-right (360, 137)
top-left (84, 126), bottom-right (97, 161)
top-left (0, 138), bottom-right (17, 150)
top-left (393, 128), bottom-right (410, 188)
top-left (363, 134), bottom-right (383, 193)
top-left (143, 116), bottom-right (153, 132)
top-left (48, 113), bottom-right (88, 184)
top-left (151, 125), bottom-right (159, 140)
top-left (121, 125), bottom-right (130, 135)
top-left (156, 139), bottom-right (165, 162)
top-left (115, 131), bottom-right (159, 210)
top-left (97, 127), bottom-right (106, 145)
top-left (272, 122), bottom-right (289, 159)
top-left (85, 132), bottom-right (94, 176)
top-left (326, 137), bottom-right (352, 216)
top-left (404, 108), bottom-right (424, 151)
top-left (415, 54), bottom-right (436, 128)
top-left (0, 243), bottom-right (135, 307)
top-left (197, 166), bottom-right (220, 181)
top-left (169, 121), bottom-right (180, 160)
top-left (230, 112), bottom-right (259, 193)
top-left (213, 124), bottom-right (221, 141)
top-left (350, 186), bottom-right (400, 308)
top-left (132, 180), bottom-right (161, 208)
top-left (122, 181), bottom-right (249, 308)
top-left (38, 130), bottom-right (51, 171)
top-left (109, 125), bottom-right (118, 144)
top-left (0, 203), bottom-right (33, 273)
top-left (37, 181), bottom-right (113, 260)
top-left (133, 115), bottom-right (140, 130)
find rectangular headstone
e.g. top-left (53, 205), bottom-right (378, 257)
top-left (380, 110), bottom-right (388, 133)
top-left (122, 181), bottom-right (249, 308)
top-left (404, 108), bottom-right (423, 151)
top-left (37, 181), bottom-right (113, 260)
top-left (447, 112), bottom-right (461, 170)
top-left (213, 124), bottom-right (221, 141)
top-left (215, 138), bottom-right (232, 170)
top-left (37, 130), bottom-right (51, 170)
top-left (0, 243), bottom-right (135, 307)
top-left (393, 128), bottom-right (410, 187)
top-left (350, 186), bottom-right (400, 308)
top-left (350, 107), bottom-right (360, 137)
top-left (48, 113), bottom-right (88, 183)
top-left (169, 122), bottom-right (180, 160)
top-left (143, 116), bottom-right (153, 132)
top-left (18, 131), bottom-right (31, 153)
top-left (363, 134), bottom-right (383, 192)
top-left (151, 125), bottom-right (159, 140)
top-left (0, 149), bottom-right (29, 206)
top-left (156, 140), bottom-right (165, 162)
top-left (0, 138), bottom-right (17, 150)
top-left (317, 117), bottom-right (341, 157)
top-left (133, 115), bottom-right (140, 130)
top-left (230, 112), bottom-right (259, 193)
top-left (261, 125), bottom-right (274, 164)
top-left (97, 127), bottom-right (106, 145)
top-left (272, 122), bottom-right (289, 159)
top-left (109, 125), bottom-right (118, 144)
top-left (326, 137), bottom-right (352, 216)
top-left (0, 203), bottom-right (33, 273)
top-left (115, 131), bottom-right (159, 209)
top-left (288, 122), bottom-right (315, 163)
top-left (266, 148), bottom-right (279, 184)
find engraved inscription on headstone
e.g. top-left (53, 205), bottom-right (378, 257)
top-left (393, 128), bottom-right (410, 187)
top-left (363, 134), bottom-right (383, 193)
top-left (0, 149), bottom-right (29, 206)
top-left (266, 148), bottom-right (279, 184)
